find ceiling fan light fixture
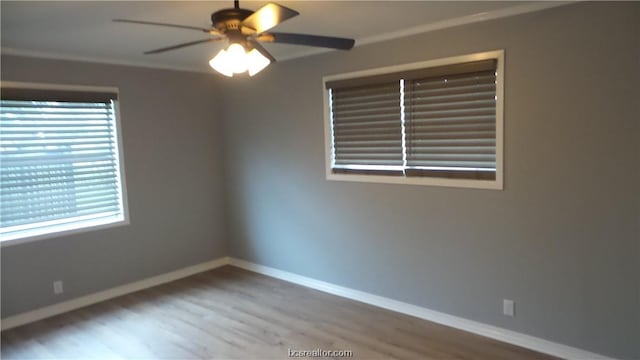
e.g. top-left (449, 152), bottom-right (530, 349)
top-left (246, 48), bottom-right (271, 76)
top-left (226, 43), bottom-right (249, 73)
top-left (209, 42), bottom-right (270, 77)
top-left (209, 48), bottom-right (234, 77)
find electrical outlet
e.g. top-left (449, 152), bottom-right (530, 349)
top-left (53, 280), bottom-right (64, 295)
top-left (503, 299), bottom-right (515, 317)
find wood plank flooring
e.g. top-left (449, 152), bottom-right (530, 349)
top-left (1, 266), bottom-right (557, 359)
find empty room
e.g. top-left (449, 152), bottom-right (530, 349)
top-left (0, 1), bottom-right (638, 359)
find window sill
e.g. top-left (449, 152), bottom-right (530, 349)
top-left (0, 217), bottom-right (130, 247)
top-left (326, 172), bottom-right (503, 190)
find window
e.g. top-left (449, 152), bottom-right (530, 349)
top-left (0, 82), bottom-right (128, 244)
top-left (323, 51), bottom-right (503, 189)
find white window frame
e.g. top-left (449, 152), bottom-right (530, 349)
top-left (0, 81), bottom-right (130, 247)
top-left (322, 50), bottom-right (504, 190)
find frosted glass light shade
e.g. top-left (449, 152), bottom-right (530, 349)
top-left (246, 49), bottom-right (270, 76)
top-left (209, 49), bottom-right (233, 77)
top-left (227, 43), bottom-right (248, 73)
top-left (209, 43), bottom-right (271, 77)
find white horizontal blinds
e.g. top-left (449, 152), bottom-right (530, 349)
top-left (0, 91), bottom-right (123, 238)
top-left (404, 60), bottom-right (497, 180)
top-left (330, 81), bottom-right (403, 174)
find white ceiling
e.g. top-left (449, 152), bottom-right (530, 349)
top-left (1, 1), bottom-right (566, 73)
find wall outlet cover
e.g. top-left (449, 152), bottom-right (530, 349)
top-left (53, 281), bottom-right (64, 295)
top-left (503, 299), bottom-right (515, 317)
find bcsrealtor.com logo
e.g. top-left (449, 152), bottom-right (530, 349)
top-left (288, 348), bottom-right (354, 358)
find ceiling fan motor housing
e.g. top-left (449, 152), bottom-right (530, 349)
top-left (211, 8), bottom-right (253, 33)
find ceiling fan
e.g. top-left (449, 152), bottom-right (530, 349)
top-left (114, 0), bottom-right (355, 77)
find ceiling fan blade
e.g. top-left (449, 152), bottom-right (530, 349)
top-left (144, 38), bottom-right (224, 54)
top-left (241, 3), bottom-right (299, 34)
top-left (248, 39), bottom-right (277, 63)
top-left (114, 19), bottom-right (218, 35)
top-left (263, 32), bottom-right (355, 50)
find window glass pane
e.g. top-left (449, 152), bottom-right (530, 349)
top-left (0, 97), bottom-right (126, 241)
top-left (404, 68), bottom-right (497, 179)
top-left (330, 81), bottom-right (404, 174)
top-left (325, 54), bottom-right (501, 185)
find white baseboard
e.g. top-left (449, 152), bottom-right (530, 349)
top-left (1, 256), bottom-right (231, 331)
top-left (0, 256), bottom-right (616, 360)
top-left (229, 258), bottom-right (615, 360)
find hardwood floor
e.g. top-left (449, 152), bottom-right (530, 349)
top-left (1, 266), bottom-right (556, 359)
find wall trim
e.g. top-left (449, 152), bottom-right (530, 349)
top-left (0, 255), bottom-right (617, 359)
top-left (262, 2), bottom-right (572, 61)
top-left (2, 2), bottom-right (571, 70)
top-left (0, 256), bottom-right (231, 331)
top-left (228, 258), bottom-right (615, 360)
top-left (354, 1), bottom-right (571, 48)
top-left (0, 47), bottom-right (212, 74)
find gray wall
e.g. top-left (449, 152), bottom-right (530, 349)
top-left (1, 57), bottom-right (227, 317)
top-left (222, 3), bottom-right (639, 359)
top-left (1, 2), bottom-right (638, 359)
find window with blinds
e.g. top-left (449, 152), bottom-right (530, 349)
top-left (324, 51), bottom-right (503, 189)
top-left (0, 83), bottom-right (128, 243)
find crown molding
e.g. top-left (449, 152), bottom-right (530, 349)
top-left (2, 1), bottom-right (573, 71)
top-left (0, 47), bottom-right (213, 74)
top-left (355, 1), bottom-right (572, 48)
top-left (276, 1), bottom-right (573, 61)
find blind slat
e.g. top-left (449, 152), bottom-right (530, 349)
top-left (1, 125), bottom-right (113, 132)
top-left (2, 193), bottom-right (119, 213)
top-left (407, 153), bottom-right (496, 161)
top-left (335, 147), bottom-right (403, 154)
top-left (411, 119), bottom-right (496, 132)
top-left (334, 119), bottom-right (400, 129)
top-left (0, 132), bottom-right (113, 139)
top-left (409, 83), bottom-right (496, 98)
top-left (1, 137), bottom-right (114, 144)
top-left (333, 135), bottom-right (403, 143)
top-left (1, 185), bottom-right (119, 202)
top-left (332, 97), bottom-right (400, 110)
top-left (334, 159), bottom-right (404, 166)
top-left (406, 131), bottom-right (495, 141)
top-left (329, 114), bottom-right (400, 124)
top-left (405, 160), bottom-right (496, 168)
top-left (408, 147), bottom-right (495, 155)
top-left (0, 154), bottom-right (116, 167)
top-left (1, 179), bottom-right (119, 197)
top-left (408, 91), bottom-right (496, 106)
top-left (407, 115), bottom-right (495, 126)
top-left (335, 140), bottom-right (403, 148)
top-left (332, 106), bottom-right (403, 118)
top-left (1, 171), bottom-right (118, 188)
top-left (407, 108), bottom-right (495, 120)
top-left (408, 99), bottom-right (496, 112)
top-left (335, 125), bottom-right (402, 135)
